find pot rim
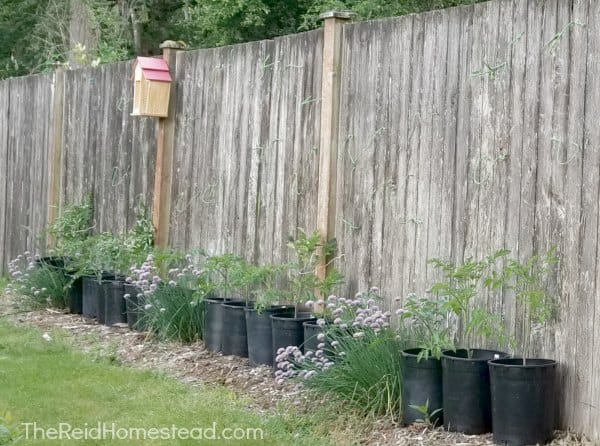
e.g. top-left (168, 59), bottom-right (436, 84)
top-left (442, 348), bottom-right (508, 362)
top-left (303, 320), bottom-right (325, 328)
top-left (402, 347), bottom-right (434, 357)
top-left (270, 312), bottom-right (316, 322)
top-left (205, 297), bottom-right (227, 303)
top-left (244, 305), bottom-right (294, 313)
top-left (488, 358), bottom-right (556, 368)
top-left (221, 301), bottom-right (251, 309)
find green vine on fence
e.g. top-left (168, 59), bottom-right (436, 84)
top-left (471, 61), bottom-right (507, 80)
top-left (546, 21), bottom-right (585, 55)
top-left (471, 151), bottom-right (509, 186)
top-left (551, 137), bottom-right (582, 165)
top-left (345, 127), bottom-right (387, 171)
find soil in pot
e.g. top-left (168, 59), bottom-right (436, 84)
top-left (401, 348), bottom-right (443, 426)
top-left (65, 274), bottom-right (83, 314)
top-left (124, 284), bottom-right (143, 330)
top-left (221, 301), bottom-right (252, 357)
top-left (271, 312), bottom-right (317, 367)
top-left (245, 306), bottom-right (294, 367)
top-left (204, 297), bottom-right (226, 352)
top-left (489, 358), bottom-right (556, 446)
top-left (442, 348), bottom-right (506, 434)
top-left (104, 279), bottom-right (127, 326)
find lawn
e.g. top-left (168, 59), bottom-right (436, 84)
top-left (0, 320), bottom-right (337, 445)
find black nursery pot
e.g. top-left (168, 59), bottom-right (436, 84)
top-left (302, 321), bottom-right (325, 353)
top-left (271, 312), bottom-right (317, 368)
top-left (104, 279), bottom-right (127, 326)
top-left (245, 306), bottom-right (295, 367)
top-left (204, 297), bottom-right (226, 352)
top-left (65, 274), bottom-right (83, 314)
top-left (81, 276), bottom-right (101, 318)
top-left (35, 256), bottom-right (66, 270)
top-left (401, 348), bottom-right (443, 426)
top-left (81, 273), bottom-right (120, 323)
top-left (442, 349), bottom-right (506, 434)
top-left (124, 284), bottom-right (143, 330)
top-left (488, 358), bottom-right (557, 446)
top-left (96, 274), bottom-right (121, 325)
top-left (221, 301), bottom-right (251, 357)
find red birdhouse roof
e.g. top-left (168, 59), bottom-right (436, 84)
top-left (135, 56), bottom-right (172, 82)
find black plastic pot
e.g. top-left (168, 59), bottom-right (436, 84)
top-left (82, 272), bottom-right (118, 319)
top-left (104, 280), bottom-right (127, 326)
top-left (245, 305), bottom-right (295, 367)
top-left (221, 301), bottom-right (251, 357)
top-left (81, 276), bottom-right (101, 318)
top-left (96, 276), bottom-right (119, 325)
top-left (204, 297), bottom-right (226, 352)
top-left (65, 274), bottom-right (83, 314)
top-left (442, 349), bottom-right (506, 434)
top-left (302, 321), bottom-right (325, 353)
top-left (489, 358), bottom-right (556, 446)
top-left (401, 348), bottom-right (443, 426)
top-left (35, 256), bottom-right (66, 270)
top-left (124, 284), bottom-right (143, 330)
top-left (271, 312), bottom-right (317, 367)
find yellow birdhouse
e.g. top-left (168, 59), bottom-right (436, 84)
top-left (132, 56), bottom-right (172, 117)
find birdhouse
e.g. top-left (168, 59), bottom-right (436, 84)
top-left (132, 56), bottom-right (172, 117)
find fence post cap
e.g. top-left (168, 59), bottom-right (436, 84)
top-left (318, 10), bottom-right (355, 21)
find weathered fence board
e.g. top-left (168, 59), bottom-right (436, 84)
top-left (1, 75), bottom-right (54, 267)
top-left (61, 61), bottom-right (156, 234)
top-left (0, 80), bottom-right (9, 274)
top-left (169, 31), bottom-right (323, 264)
top-left (260, 31), bottom-right (322, 265)
top-left (170, 40), bottom-right (277, 259)
top-left (580, 0), bottom-right (600, 433)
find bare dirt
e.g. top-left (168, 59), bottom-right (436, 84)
top-left (0, 300), bottom-right (595, 446)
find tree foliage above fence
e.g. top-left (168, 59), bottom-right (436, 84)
top-left (1, 0), bottom-right (485, 80)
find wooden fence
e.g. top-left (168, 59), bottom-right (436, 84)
top-left (60, 62), bottom-right (157, 234)
top-left (335, 0), bottom-right (599, 435)
top-left (169, 32), bottom-right (323, 264)
top-left (0, 0), bottom-right (598, 438)
top-left (0, 74), bottom-right (54, 267)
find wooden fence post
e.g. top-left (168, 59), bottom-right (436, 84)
top-left (152, 41), bottom-right (185, 248)
top-left (316, 11), bottom-right (354, 282)
top-left (47, 69), bottom-right (65, 247)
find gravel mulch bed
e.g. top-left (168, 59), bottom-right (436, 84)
top-left (0, 299), bottom-right (595, 446)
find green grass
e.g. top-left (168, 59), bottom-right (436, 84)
top-left (0, 321), bottom-right (340, 446)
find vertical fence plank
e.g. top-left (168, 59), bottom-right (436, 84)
top-left (503, 0), bottom-right (527, 357)
top-left (0, 79), bottom-right (9, 272)
top-left (379, 14), bottom-right (414, 301)
top-left (401, 14), bottom-right (425, 295)
top-left (579, 0), bottom-right (600, 431)
top-left (47, 71), bottom-right (64, 245)
top-left (451, 4), bottom-right (475, 278)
